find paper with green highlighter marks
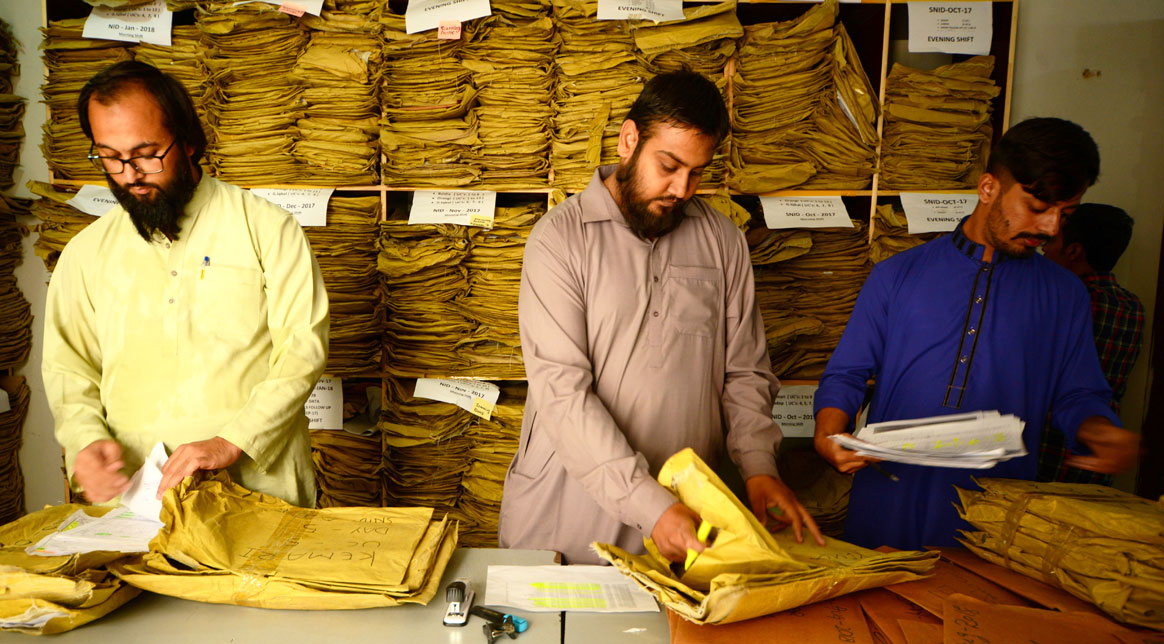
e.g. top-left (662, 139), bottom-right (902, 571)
top-left (483, 565), bottom-right (658, 613)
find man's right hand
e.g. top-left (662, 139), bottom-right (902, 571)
top-left (814, 406), bottom-right (876, 474)
top-left (650, 502), bottom-right (705, 563)
top-left (73, 439), bottom-right (129, 503)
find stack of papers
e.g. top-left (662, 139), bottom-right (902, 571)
top-left (869, 203), bottom-right (939, 264)
top-left (831, 411), bottom-right (1026, 469)
top-left (26, 181), bottom-right (98, 272)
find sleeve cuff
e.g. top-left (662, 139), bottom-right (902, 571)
top-left (624, 478), bottom-right (679, 537)
top-left (736, 449), bottom-right (780, 481)
top-left (216, 427), bottom-right (264, 471)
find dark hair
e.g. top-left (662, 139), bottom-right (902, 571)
top-left (986, 117), bottom-right (1099, 204)
top-left (78, 60), bottom-right (207, 165)
top-left (1061, 203), bottom-right (1133, 273)
top-left (625, 70), bottom-right (730, 144)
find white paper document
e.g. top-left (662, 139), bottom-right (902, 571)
top-left (899, 192), bottom-right (975, 234)
top-left (251, 188), bottom-right (333, 227)
top-left (484, 565), bottom-right (659, 613)
top-left (830, 410), bottom-right (1026, 469)
top-left (305, 376), bottom-right (343, 430)
top-left (908, 2), bottom-right (993, 56)
top-left (28, 445), bottom-right (169, 556)
top-left (409, 190), bottom-right (497, 228)
top-left (597, 0), bottom-right (685, 23)
top-left (82, 0), bottom-right (172, 47)
top-left (257, 0), bottom-right (325, 16)
top-left (771, 384), bottom-right (817, 439)
top-left (760, 197), bottom-right (852, 229)
top-left (405, 0), bottom-right (492, 35)
top-left (0, 607), bottom-right (70, 631)
top-left (65, 184), bottom-right (119, 217)
top-left (414, 378), bottom-right (500, 421)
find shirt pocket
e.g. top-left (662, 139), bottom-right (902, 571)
top-left (664, 265), bottom-right (722, 339)
top-left (194, 265), bottom-right (266, 345)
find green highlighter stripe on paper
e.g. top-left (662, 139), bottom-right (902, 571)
top-left (530, 582), bottom-right (601, 591)
top-left (531, 597), bottom-right (607, 609)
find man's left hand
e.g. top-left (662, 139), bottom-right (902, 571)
top-left (745, 474), bottom-right (826, 546)
top-left (156, 437), bottom-right (243, 499)
top-left (1067, 417), bottom-right (1140, 474)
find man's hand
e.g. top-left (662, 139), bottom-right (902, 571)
top-left (73, 439), bottom-right (129, 503)
top-left (650, 502), bottom-right (705, 563)
top-left (746, 474), bottom-right (826, 546)
top-left (157, 437), bottom-right (243, 499)
top-left (814, 406), bottom-right (876, 474)
top-left (1067, 417), bottom-right (1140, 474)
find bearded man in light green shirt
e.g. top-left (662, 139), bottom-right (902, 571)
top-left (43, 61), bottom-right (329, 507)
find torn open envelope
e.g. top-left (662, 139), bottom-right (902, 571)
top-left (592, 448), bottom-right (936, 624)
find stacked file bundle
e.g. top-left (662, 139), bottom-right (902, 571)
top-left (0, 376), bottom-right (29, 524)
top-left (198, 1), bottom-right (308, 184)
top-left (729, 0), bottom-right (878, 193)
top-left (459, 384), bottom-right (526, 547)
top-left (377, 220), bottom-right (471, 376)
top-left (956, 478), bottom-right (1164, 632)
top-left (379, 11), bottom-right (480, 188)
top-left (132, 25), bottom-right (207, 123)
top-left (291, 7), bottom-right (382, 185)
top-left (454, 201), bottom-right (542, 378)
top-left (595, 449), bottom-right (937, 624)
top-left (379, 377), bottom-right (471, 516)
top-left (0, 195), bottom-right (30, 372)
top-left (461, 2), bottom-right (557, 190)
top-left (751, 221), bottom-right (869, 378)
top-left (549, 0), bottom-right (646, 190)
top-left (310, 380), bottom-right (383, 508)
top-left (110, 472), bottom-right (458, 609)
top-left (833, 411), bottom-right (1027, 469)
top-left (870, 202), bottom-right (941, 264)
top-left (880, 56), bottom-right (1000, 190)
top-left (303, 195), bottom-right (381, 377)
top-left (0, 19), bottom-right (23, 189)
top-left (40, 18), bottom-right (133, 181)
top-left (26, 181), bottom-right (97, 272)
top-left (629, 1), bottom-right (740, 187)
top-left (0, 504), bottom-right (140, 635)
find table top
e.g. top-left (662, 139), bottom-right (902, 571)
top-left (1, 548), bottom-right (577, 644)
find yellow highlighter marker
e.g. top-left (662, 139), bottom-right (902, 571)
top-left (683, 520), bottom-right (717, 571)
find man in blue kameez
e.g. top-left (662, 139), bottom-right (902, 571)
top-left (813, 117), bottom-right (1140, 550)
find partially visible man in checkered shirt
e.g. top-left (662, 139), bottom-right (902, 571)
top-left (1038, 203), bottom-right (1144, 484)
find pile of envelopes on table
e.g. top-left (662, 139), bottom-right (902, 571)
top-left (109, 471), bottom-right (457, 609)
top-left (956, 478), bottom-right (1164, 632)
top-left (594, 448), bottom-right (936, 624)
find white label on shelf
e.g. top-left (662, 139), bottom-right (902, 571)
top-left (760, 196), bottom-right (852, 229)
top-left (0, 390), bottom-right (10, 414)
top-left (771, 385), bottom-right (817, 439)
top-left (409, 190), bottom-right (497, 228)
top-left (405, 0), bottom-right (491, 35)
top-left (899, 192), bottom-right (975, 233)
top-left (251, 188), bottom-right (333, 227)
top-left (305, 376), bottom-right (342, 430)
top-left (597, 0), bottom-right (685, 22)
top-left (82, 0), bottom-right (172, 47)
top-left (907, 2), bottom-right (993, 56)
top-left (66, 184), bottom-right (120, 217)
top-left (414, 378), bottom-right (501, 421)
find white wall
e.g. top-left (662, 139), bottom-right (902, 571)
top-left (1010, 0), bottom-right (1164, 491)
top-left (4, 1), bottom-right (1163, 509)
top-left (2, 1), bottom-right (60, 509)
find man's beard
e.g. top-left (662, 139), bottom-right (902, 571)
top-left (614, 147), bottom-right (688, 240)
top-left (108, 157), bottom-right (198, 243)
top-left (986, 198), bottom-right (1048, 259)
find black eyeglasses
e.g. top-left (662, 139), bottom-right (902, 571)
top-left (88, 139), bottom-right (177, 175)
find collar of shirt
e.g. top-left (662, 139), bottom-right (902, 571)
top-left (580, 164), bottom-right (631, 229)
top-left (145, 174), bottom-right (217, 246)
top-left (1082, 271), bottom-right (1120, 290)
top-left (949, 215), bottom-right (1021, 265)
